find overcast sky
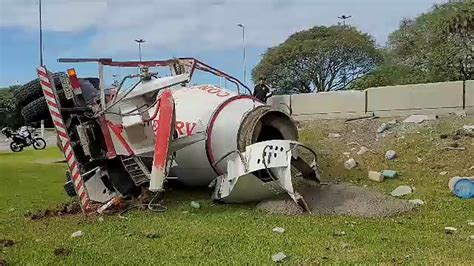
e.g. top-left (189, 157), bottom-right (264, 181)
top-left (0, 0), bottom-right (445, 87)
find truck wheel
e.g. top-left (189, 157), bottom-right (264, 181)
top-left (21, 97), bottom-right (49, 124)
top-left (21, 90), bottom-right (67, 124)
top-left (14, 72), bottom-right (65, 108)
top-left (64, 171), bottom-right (77, 197)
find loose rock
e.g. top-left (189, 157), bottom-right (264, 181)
top-left (382, 170), bottom-right (398, 179)
top-left (190, 201), bottom-right (201, 209)
top-left (444, 227), bottom-right (457, 234)
top-left (344, 158), bottom-right (357, 170)
top-left (357, 146), bottom-right (369, 155)
top-left (390, 186), bottom-right (413, 197)
top-left (70, 231), bottom-right (84, 238)
top-left (408, 199), bottom-right (424, 206)
top-left (388, 119), bottom-right (397, 125)
top-left (462, 125), bottom-right (474, 132)
top-left (272, 227), bottom-right (285, 234)
top-left (329, 133), bottom-right (341, 138)
top-left (439, 171), bottom-right (448, 176)
top-left (377, 123), bottom-right (388, 133)
top-left (271, 252), bottom-right (287, 262)
top-left (403, 114), bottom-right (435, 123)
top-left (333, 230), bottom-right (346, 237)
top-left (385, 150), bottom-right (397, 160)
top-left (468, 221), bottom-right (474, 226)
top-left (368, 171), bottom-right (384, 182)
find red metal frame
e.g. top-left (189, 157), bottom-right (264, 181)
top-left (57, 57), bottom-right (252, 95)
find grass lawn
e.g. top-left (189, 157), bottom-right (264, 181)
top-left (1, 117), bottom-right (473, 264)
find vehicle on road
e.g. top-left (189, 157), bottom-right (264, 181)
top-left (1, 127), bottom-right (47, 152)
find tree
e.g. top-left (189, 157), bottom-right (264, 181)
top-left (387, 0), bottom-right (473, 83)
top-left (0, 86), bottom-right (24, 129)
top-left (252, 25), bottom-right (382, 93)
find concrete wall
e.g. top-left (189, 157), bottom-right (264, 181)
top-left (291, 90), bottom-right (366, 120)
top-left (276, 80), bottom-right (472, 120)
top-left (366, 81), bottom-right (464, 117)
top-left (466, 80), bottom-right (474, 113)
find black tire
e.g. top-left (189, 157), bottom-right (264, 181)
top-left (64, 171), bottom-right (77, 197)
top-left (14, 72), bottom-right (66, 108)
top-left (10, 142), bottom-right (23, 152)
top-left (83, 77), bottom-right (100, 90)
top-left (21, 90), bottom-right (67, 124)
top-left (32, 137), bottom-right (47, 150)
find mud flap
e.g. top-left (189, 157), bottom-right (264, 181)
top-left (212, 140), bottom-right (318, 212)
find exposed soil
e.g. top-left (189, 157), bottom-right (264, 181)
top-left (257, 182), bottom-right (414, 217)
top-left (53, 247), bottom-right (71, 257)
top-left (0, 239), bottom-right (15, 248)
top-left (33, 158), bottom-right (66, 164)
top-left (25, 202), bottom-right (82, 220)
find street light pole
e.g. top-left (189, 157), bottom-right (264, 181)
top-left (39, 0), bottom-right (43, 66)
top-left (134, 39), bottom-right (145, 62)
top-left (237, 24), bottom-right (246, 85)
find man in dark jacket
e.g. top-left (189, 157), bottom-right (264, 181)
top-left (253, 77), bottom-right (272, 103)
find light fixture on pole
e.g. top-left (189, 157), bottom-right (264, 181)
top-left (337, 15), bottom-right (352, 26)
top-left (134, 39), bottom-right (146, 62)
top-left (39, 0), bottom-right (43, 66)
top-left (237, 24), bottom-right (246, 85)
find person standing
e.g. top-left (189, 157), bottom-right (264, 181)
top-left (253, 77), bottom-right (273, 103)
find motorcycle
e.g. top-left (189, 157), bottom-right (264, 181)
top-left (1, 127), bottom-right (47, 152)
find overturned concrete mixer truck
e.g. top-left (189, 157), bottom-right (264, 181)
top-left (30, 58), bottom-right (320, 213)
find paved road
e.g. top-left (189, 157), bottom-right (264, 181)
top-left (0, 131), bottom-right (58, 152)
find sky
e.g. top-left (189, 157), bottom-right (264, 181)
top-left (0, 0), bottom-right (445, 88)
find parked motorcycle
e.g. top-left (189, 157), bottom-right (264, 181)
top-left (1, 127), bottom-right (47, 152)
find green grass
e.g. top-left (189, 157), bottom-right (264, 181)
top-left (1, 118), bottom-right (473, 264)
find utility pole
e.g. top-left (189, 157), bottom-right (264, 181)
top-left (39, 0), bottom-right (43, 65)
top-left (134, 39), bottom-right (145, 62)
top-left (338, 15), bottom-right (352, 26)
top-left (237, 24), bottom-right (246, 85)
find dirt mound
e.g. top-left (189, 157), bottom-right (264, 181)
top-left (257, 183), bottom-right (414, 217)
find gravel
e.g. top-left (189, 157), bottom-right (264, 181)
top-left (257, 183), bottom-right (414, 217)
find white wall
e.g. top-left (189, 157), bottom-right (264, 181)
top-left (276, 80), bottom-right (472, 120)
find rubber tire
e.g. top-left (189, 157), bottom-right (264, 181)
top-left (83, 77), bottom-right (100, 90)
top-left (64, 171), bottom-right (77, 197)
top-left (21, 90), bottom-right (66, 124)
top-left (32, 137), bottom-right (47, 150)
top-left (14, 72), bottom-right (66, 108)
top-left (10, 142), bottom-right (23, 152)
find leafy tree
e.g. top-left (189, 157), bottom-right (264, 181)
top-left (252, 25), bottom-right (382, 93)
top-left (387, 0), bottom-right (473, 83)
top-left (0, 86), bottom-right (24, 129)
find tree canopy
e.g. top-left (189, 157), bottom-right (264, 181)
top-left (0, 86), bottom-right (24, 128)
top-left (252, 26), bottom-right (382, 94)
top-left (357, 0), bottom-right (473, 89)
top-left (253, 1), bottom-right (473, 93)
